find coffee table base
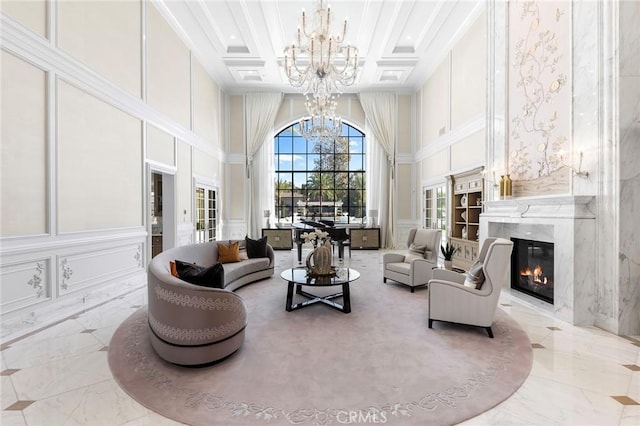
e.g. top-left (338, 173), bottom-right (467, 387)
top-left (286, 282), bottom-right (351, 313)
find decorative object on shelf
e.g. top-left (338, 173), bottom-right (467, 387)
top-left (476, 198), bottom-right (482, 206)
top-left (263, 209), bottom-right (271, 228)
top-left (461, 211), bottom-right (467, 222)
top-left (441, 242), bottom-right (459, 271)
top-left (367, 209), bottom-right (378, 227)
top-left (476, 229), bottom-right (480, 241)
top-left (462, 226), bottom-right (468, 240)
top-left (460, 195), bottom-right (467, 207)
top-left (306, 240), bottom-right (334, 276)
top-left (283, 0), bottom-right (358, 101)
top-left (504, 174), bottom-right (513, 198)
top-left (499, 175), bottom-right (505, 199)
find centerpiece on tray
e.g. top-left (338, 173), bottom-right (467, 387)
top-left (301, 229), bottom-right (335, 276)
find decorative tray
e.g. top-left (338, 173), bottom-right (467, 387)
top-left (306, 267), bottom-right (337, 277)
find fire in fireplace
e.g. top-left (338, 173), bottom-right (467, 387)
top-left (511, 238), bottom-right (554, 304)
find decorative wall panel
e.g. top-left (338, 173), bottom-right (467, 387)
top-left (57, 243), bottom-right (142, 295)
top-left (451, 11), bottom-right (486, 129)
top-left (1, 259), bottom-right (50, 314)
top-left (0, 0), bottom-right (46, 38)
top-left (146, 123), bottom-right (176, 166)
top-left (507, 0), bottom-right (571, 194)
top-left (193, 59), bottom-right (219, 145)
top-left (421, 60), bottom-right (449, 147)
top-left (57, 0), bottom-right (141, 98)
top-left (177, 141), bottom-right (192, 221)
top-left (146, 3), bottom-right (191, 129)
top-left (1, 50), bottom-right (47, 237)
top-left (57, 80), bottom-right (142, 232)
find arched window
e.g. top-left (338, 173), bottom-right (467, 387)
top-left (274, 122), bottom-right (366, 225)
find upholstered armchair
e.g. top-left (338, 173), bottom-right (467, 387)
top-left (428, 237), bottom-right (514, 338)
top-left (383, 228), bottom-right (441, 293)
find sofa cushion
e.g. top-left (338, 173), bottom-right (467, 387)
top-left (218, 242), bottom-right (241, 263)
top-left (175, 260), bottom-right (225, 289)
top-left (223, 258), bottom-right (271, 284)
top-left (245, 235), bottom-right (268, 258)
top-left (464, 260), bottom-right (485, 289)
top-left (386, 262), bottom-right (411, 275)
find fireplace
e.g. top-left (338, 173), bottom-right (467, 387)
top-left (511, 238), bottom-right (554, 304)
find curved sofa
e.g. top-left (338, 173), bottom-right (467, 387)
top-left (147, 240), bottom-right (274, 366)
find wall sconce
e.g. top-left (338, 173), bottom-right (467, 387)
top-left (559, 151), bottom-right (589, 178)
top-left (481, 169), bottom-right (500, 188)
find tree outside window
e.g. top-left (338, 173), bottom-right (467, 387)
top-left (274, 122), bottom-right (366, 225)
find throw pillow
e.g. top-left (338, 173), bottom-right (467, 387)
top-left (409, 243), bottom-right (427, 255)
top-left (464, 260), bottom-right (485, 289)
top-left (245, 235), bottom-right (268, 258)
top-left (217, 241), bottom-right (241, 263)
top-left (239, 248), bottom-right (249, 260)
top-left (175, 260), bottom-right (224, 289)
top-left (169, 261), bottom-right (179, 277)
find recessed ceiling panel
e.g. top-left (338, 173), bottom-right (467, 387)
top-left (156, 0), bottom-right (484, 92)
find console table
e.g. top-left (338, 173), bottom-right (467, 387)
top-left (262, 228), bottom-right (293, 250)
top-left (350, 228), bottom-right (380, 250)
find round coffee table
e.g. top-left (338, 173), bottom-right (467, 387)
top-left (280, 267), bottom-right (360, 313)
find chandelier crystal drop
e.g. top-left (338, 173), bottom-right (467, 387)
top-left (284, 0), bottom-right (359, 97)
top-left (298, 96), bottom-right (343, 142)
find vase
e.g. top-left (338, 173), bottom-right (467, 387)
top-left (499, 175), bottom-right (505, 199)
top-left (306, 240), bottom-right (333, 275)
top-left (505, 174), bottom-right (513, 198)
top-left (444, 260), bottom-right (453, 271)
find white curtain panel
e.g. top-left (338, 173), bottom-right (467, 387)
top-left (358, 92), bottom-right (397, 249)
top-left (245, 93), bottom-right (283, 238)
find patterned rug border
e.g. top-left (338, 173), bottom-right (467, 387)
top-left (113, 307), bottom-right (526, 425)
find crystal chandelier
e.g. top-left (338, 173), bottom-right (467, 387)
top-left (284, 0), bottom-right (358, 98)
top-left (298, 96), bottom-right (343, 142)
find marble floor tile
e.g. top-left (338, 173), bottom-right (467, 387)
top-left (620, 405), bottom-right (640, 425)
top-left (0, 410), bottom-right (26, 426)
top-left (1, 376), bottom-right (18, 410)
top-left (2, 330), bottom-right (103, 370)
top-left (11, 351), bottom-right (112, 401)
top-left (22, 379), bottom-right (149, 426)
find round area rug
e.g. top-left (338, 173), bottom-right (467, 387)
top-left (109, 265), bottom-right (532, 426)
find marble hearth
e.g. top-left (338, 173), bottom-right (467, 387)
top-left (480, 195), bottom-right (596, 325)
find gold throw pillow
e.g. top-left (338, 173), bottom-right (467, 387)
top-left (217, 241), bottom-right (241, 263)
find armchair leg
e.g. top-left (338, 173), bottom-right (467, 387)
top-left (410, 287), bottom-right (415, 293)
top-left (428, 319), bottom-right (433, 328)
top-left (383, 277), bottom-right (387, 283)
top-left (485, 327), bottom-right (494, 338)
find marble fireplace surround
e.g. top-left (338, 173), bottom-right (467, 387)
top-left (480, 195), bottom-right (596, 325)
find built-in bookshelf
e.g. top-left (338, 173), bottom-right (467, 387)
top-left (449, 167), bottom-right (484, 270)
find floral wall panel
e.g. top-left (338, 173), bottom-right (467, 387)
top-left (508, 0), bottom-right (571, 196)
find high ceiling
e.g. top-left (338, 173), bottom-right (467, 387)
top-left (155, 0), bottom-right (485, 94)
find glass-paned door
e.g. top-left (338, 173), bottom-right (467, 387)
top-left (195, 187), bottom-right (217, 243)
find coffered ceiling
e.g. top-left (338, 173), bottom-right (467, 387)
top-left (154, 0), bottom-right (484, 94)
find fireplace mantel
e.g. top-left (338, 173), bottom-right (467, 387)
top-left (480, 195), bottom-right (596, 325)
top-left (482, 195), bottom-right (595, 219)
